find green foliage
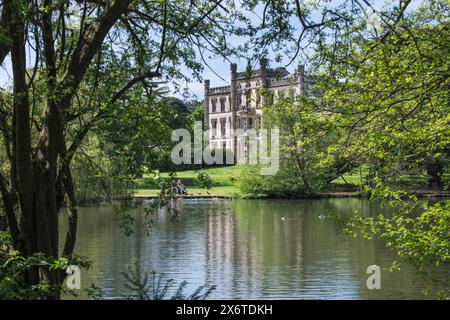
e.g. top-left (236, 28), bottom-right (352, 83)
top-left (1, 0), bottom-right (449, 300)
top-left (0, 232), bottom-right (92, 299)
top-left (71, 134), bottom-right (134, 204)
top-left (196, 171), bottom-right (212, 191)
top-left (238, 165), bottom-right (269, 197)
top-left (121, 259), bottom-right (215, 300)
top-left (114, 170), bottom-right (182, 236)
top-left (316, 0), bottom-right (450, 189)
top-left (333, 185), bottom-right (450, 299)
top-left (236, 2), bottom-right (450, 298)
top-left (239, 97), bottom-right (351, 197)
top-left (239, 1), bottom-right (449, 197)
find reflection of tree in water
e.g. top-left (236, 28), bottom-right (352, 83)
top-left (204, 199), bottom-right (444, 299)
top-left (65, 199), bottom-right (447, 299)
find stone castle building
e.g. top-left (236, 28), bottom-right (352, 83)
top-left (204, 59), bottom-right (316, 161)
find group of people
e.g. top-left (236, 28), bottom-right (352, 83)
top-left (158, 179), bottom-right (187, 196)
top-left (171, 179), bottom-right (187, 195)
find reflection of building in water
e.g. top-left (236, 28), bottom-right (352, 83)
top-left (205, 211), bottom-right (239, 292)
top-left (204, 202), bottom-right (306, 298)
top-left (154, 198), bottom-right (185, 223)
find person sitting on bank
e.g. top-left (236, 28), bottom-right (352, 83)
top-left (176, 179), bottom-right (187, 195)
top-left (170, 179), bottom-right (178, 194)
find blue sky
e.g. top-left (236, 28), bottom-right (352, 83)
top-left (170, 0), bottom-right (423, 99)
top-left (0, 0), bottom-right (423, 100)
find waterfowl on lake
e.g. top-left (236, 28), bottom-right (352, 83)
top-left (281, 216), bottom-right (286, 222)
top-left (318, 214), bottom-right (325, 219)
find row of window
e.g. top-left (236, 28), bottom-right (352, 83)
top-left (210, 117), bottom-right (259, 137)
top-left (210, 118), bottom-right (228, 137)
top-left (210, 88), bottom-right (299, 113)
top-left (211, 97), bottom-right (227, 113)
top-left (274, 88), bottom-right (297, 100)
top-left (237, 81), bottom-right (260, 89)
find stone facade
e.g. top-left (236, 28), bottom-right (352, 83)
top-left (204, 59), bottom-right (316, 161)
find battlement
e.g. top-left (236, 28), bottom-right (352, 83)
top-left (209, 85), bottom-right (231, 95)
top-left (269, 77), bottom-right (299, 88)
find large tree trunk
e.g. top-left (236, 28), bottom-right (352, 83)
top-left (6, 0), bottom-right (39, 285)
top-left (0, 212), bottom-right (7, 231)
top-left (1, 0), bottom-right (132, 299)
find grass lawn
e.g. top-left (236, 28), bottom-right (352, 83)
top-left (134, 165), bottom-right (242, 197)
top-left (134, 165), bottom-right (444, 197)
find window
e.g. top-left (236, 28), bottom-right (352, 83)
top-left (245, 90), bottom-right (251, 106)
top-left (268, 93), bottom-right (274, 105)
top-left (211, 119), bottom-right (217, 137)
top-left (220, 97), bottom-right (226, 112)
top-left (290, 89), bottom-right (296, 102)
top-left (220, 118), bottom-right (226, 136)
top-left (211, 98), bottom-right (217, 112)
top-left (256, 92), bottom-right (261, 107)
top-left (248, 118), bottom-right (253, 129)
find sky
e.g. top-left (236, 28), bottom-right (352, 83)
top-left (0, 0), bottom-right (423, 100)
top-left (166, 0), bottom-right (423, 99)
top-left (0, 0), bottom-right (303, 100)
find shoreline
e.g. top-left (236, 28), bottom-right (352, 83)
top-left (132, 190), bottom-right (450, 200)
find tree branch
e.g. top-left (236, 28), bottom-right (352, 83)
top-left (110, 70), bottom-right (161, 104)
top-left (61, 0), bottom-right (132, 89)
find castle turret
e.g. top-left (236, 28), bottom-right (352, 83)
top-left (297, 63), bottom-right (305, 96)
top-left (230, 63), bottom-right (237, 157)
top-left (204, 79), bottom-right (210, 129)
top-left (297, 63), bottom-right (305, 76)
top-left (260, 58), bottom-right (268, 108)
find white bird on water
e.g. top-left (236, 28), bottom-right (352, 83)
top-left (281, 216), bottom-right (286, 222)
top-left (318, 213), bottom-right (326, 219)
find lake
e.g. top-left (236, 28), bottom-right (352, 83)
top-left (61, 198), bottom-right (449, 299)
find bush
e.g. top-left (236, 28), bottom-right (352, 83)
top-left (238, 162), bottom-right (323, 198)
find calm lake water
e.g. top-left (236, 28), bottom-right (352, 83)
top-left (61, 198), bottom-right (449, 299)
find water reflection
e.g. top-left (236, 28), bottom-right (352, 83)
top-left (60, 199), bottom-right (449, 299)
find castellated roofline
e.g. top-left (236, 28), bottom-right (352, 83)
top-left (208, 85), bottom-right (231, 95)
top-left (205, 61), bottom-right (308, 91)
top-left (235, 67), bottom-right (290, 80)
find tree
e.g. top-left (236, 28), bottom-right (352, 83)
top-left (315, 1), bottom-right (450, 298)
top-left (316, 0), bottom-right (449, 190)
top-left (0, 0), bottom-right (426, 299)
top-left (0, 0), bottom-right (242, 297)
top-left (239, 95), bottom-right (351, 197)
